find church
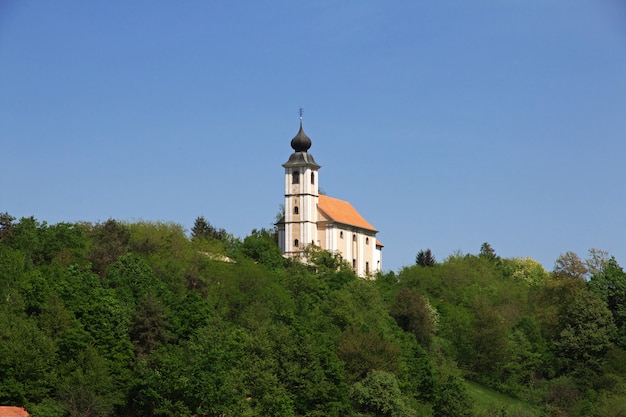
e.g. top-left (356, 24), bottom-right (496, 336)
top-left (276, 118), bottom-right (383, 277)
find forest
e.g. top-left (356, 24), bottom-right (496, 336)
top-left (1, 213), bottom-right (625, 416)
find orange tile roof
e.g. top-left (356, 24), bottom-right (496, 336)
top-left (376, 240), bottom-right (384, 247)
top-left (0, 407), bottom-right (29, 417)
top-left (318, 195), bottom-right (377, 232)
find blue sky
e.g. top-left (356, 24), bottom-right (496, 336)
top-left (1, 1), bottom-right (625, 272)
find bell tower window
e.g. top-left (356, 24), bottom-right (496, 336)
top-left (294, 239), bottom-right (299, 247)
top-left (293, 206), bottom-right (299, 215)
top-left (311, 172), bottom-right (315, 184)
top-left (292, 170), bottom-right (300, 184)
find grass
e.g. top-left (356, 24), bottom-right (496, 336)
top-left (465, 381), bottom-right (541, 417)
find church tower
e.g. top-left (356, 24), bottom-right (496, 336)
top-left (278, 116), bottom-right (320, 257)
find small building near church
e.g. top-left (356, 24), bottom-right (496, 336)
top-left (276, 118), bottom-right (382, 276)
top-left (0, 406), bottom-right (30, 417)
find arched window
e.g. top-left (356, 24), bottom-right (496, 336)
top-left (292, 170), bottom-right (300, 184)
top-left (293, 206), bottom-right (299, 215)
top-left (294, 239), bottom-right (299, 247)
top-left (366, 237), bottom-right (369, 245)
top-left (353, 234), bottom-right (357, 242)
top-left (311, 172), bottom-right (315, 184)
top-left (340, 231), bottom-right (344, 239)
top-left (366, 262), bottom-right (370, 274)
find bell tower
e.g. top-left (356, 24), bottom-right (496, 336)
top-left (278, 114), bottom-right (320, 257)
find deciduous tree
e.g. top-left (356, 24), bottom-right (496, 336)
top-left (553, 251), bottom-right (587, 280)
top-left (588, 257), bottom-right (626, 346)
top-left (554, 289), bottom-right (616, 374)
top-left (389, 287), bottom-right (438, 347)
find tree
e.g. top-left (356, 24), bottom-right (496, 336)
top-left (240, 228), bottom-right (286, 269)
top-left (504, 257), bottom-right (549, 286)
top-left (58, 346), bottom-right (119, 417)
top-left (191, 216), bottom-right (226, 241)
top-left (554, 289), bottom-right (616, 374)
top-left (553, 251), bottom-right (587, 280)
top-left (337, 328), bottom-right (400, 383)
top-left (0, 212), bottom-right (15, 241)
top-left (586, 248), bottom-right (610, 278)
top-left (129, 294), bottom-right (169, 356)
top-left (86, 219), bottom-right (130, 276)
top-left (479, 242), bottom-right (498, 262)
top-left (389, 287), bottom-right (438, 347)
top-left (588, 257), bottom-right (626, 346)
top-left (350, 370), bottom-right (414, 417)
top-left (431, 374), bottom-right (473, 417)
top-left (415, 249), bottom-right (436, 267)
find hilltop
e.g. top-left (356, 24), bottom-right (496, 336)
top-left (1, 214), bottom-right (625, 416)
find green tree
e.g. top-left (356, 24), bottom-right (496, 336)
top-left (479, 242), bottom-right (498, 262)
top-left (86, 219), bottom-right (130, 276)
top-left (337, 328), bottom-right (401, 383)
top-left (0, 310), bottom-right (57, 404)
top-left (554, 289), bottom-right (616, 375)
top-left (502, 257), bottom-right (549, 286)
top-left (350, 370), bottom-right (415, 417)
top-left (129, 294), bottom-right (169, 356)
top-left (0, 212), bottom-right (15, 241)
top-left (415, 249), bottom-right (436, 267)
top-left (58, 346), bottom-right (119, 417)
top-left (191, 216), bottom-right (227, 241)
top-left (468, 301), bottom-right (510, 378)
top-left (240, 228), bottom-right (286, 269)
top-left (105, 253), bottom-right (159, 305)
top-left (431, 374), bottom-right (473, 417)
top-left (588, 257), bottom-right (626, 346)
top-left (389, 287), bottom-right (438, 347)
top-left (9, 216), bottom-right (45, 265)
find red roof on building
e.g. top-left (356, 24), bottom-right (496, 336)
top-left (318, 195), bottom-right (377, 232)
top-left (0, 407), bottom-right (30, 417)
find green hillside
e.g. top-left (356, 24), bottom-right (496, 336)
top-left (1, 214), bottom-right (625, 416)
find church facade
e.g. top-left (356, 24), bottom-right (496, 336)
top-left (276, 119), bottom-right (382, 276)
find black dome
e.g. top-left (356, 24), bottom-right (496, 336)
top-left (290, 122), bottom-right (311, 152)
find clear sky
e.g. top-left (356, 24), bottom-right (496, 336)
top-left (1, 1), bottom-right (625, 272)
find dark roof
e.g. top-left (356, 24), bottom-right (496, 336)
top-left (282, 151), bottom-right (320, 169)
top-left (283, 121), bottom-right (320, 169)
top-left (290, 121), bottom-right (312, 152)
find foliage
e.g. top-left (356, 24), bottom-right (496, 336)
top-left (1, 213), bottom-right (626, 416)
top-left (479, 242), bottom-right (499, 263)
top-left (350, 370), bottom-right (415, 417)
top-left (553, 251), bottom-right (588, 280)
top-left (389, 286), bottom-right (438, 347)
top-left (191, 215), bottom-right (228, 242)
top-left (416, 249), bottom-right (436, 267)
top-left (240, 228), bottom-right (286, 269)
top-left (588, 257), bottom-right (626, 346)
top-left (553, 289), bottom-right (616, 375)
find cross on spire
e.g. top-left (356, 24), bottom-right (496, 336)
top-left (298, 107), bottom-right (304, 121)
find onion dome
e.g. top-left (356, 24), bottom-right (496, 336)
top-left (283, 119), bottom-right (320, 169)
top-left (290, 121), bottom-right (312, 152)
